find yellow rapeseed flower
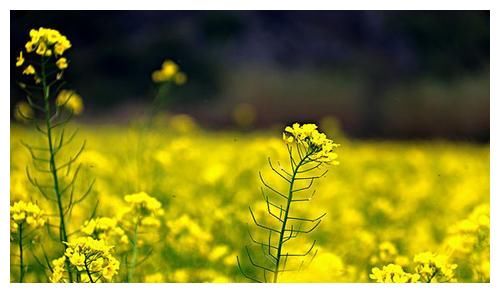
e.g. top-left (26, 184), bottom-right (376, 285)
top-left (17, 27), bottom-right (72, 79)
top-left (283, 122), bottom-right (340, 164)
top-left (14, 101), bottom-right (34, 123)
top-left (370, 264), bottom-right (419, 283)
top-left (22, 65), bottom-right (35, 75)
top-left (151, 59), bottom-right (187, 84)
top-left (122, 192), bottom-right (164, 227)
top-left (56, 57), bottom-right (68, 70)
top-left (10, 200), bottom-right (46, 232)
top-left (56, 89), bottom-right (84, 115)
top-left (413, 252), bottom-right (457, 282)
top-left (161, 60), bottom-right (178, 77)
top-left (50, 237), bottom-right (120, 283)
top-left (26, 27), bottom-right (71, 56)
top-left (81, 217), bottom-right (129, 246)
top-left (16, 52), bottom-right (24, 67)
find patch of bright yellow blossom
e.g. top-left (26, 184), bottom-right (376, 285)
top-left (22, 65), bottom-right (36, 75)
top-left (50, 237), bottom-right (120, 283)
top-left (25, 27), bottom-right (71, 56)
top-left (443, 204), bottom-right (490, 281)
top-left (283, 123), bottom-right (340, 163)
top-left (16, 51), bottom-right (25, 67)
top-left (122, 192), bottom-right (164, 228)
top-left (56, 57), bottom-right (69, 70)
top-left (370, 264), bottom-right (420, 283)
top-left (10, 200), bottom-right (46, 232)
top-left (370, 251), bottom-right (457, 283)
top-left (9, 121), bottom-right (489, 282)
top-left (16, 27), bottom-right (71, 83)
top-left (56, 89), bottom-right (84, 115)
top-left (151, 59), bottom-right (187, 85)
top-left (81, 217), bottom-right (129, 246)
top-left (413, 252), bottom-right (457, 282)
top-left (166, 214), bottom-right (213, 255)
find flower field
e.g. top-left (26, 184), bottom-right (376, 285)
top-left (9, 26), bottom-right (490, 284)
top-left (10, 117), bottom-right (490, 282)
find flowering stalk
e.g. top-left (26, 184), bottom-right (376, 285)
top-left (10, 201), bottom-right (46, 282)
top-left (15, 27), bottom-right (92, 282)
top-left (134, 60), bottom-right (187, 191)
top-left (120, 192), bottom-right (164, 282)
top-left (40, 56), bottom-right (68, 247)
top-left (127, 222), bottom-right (139, 282)
top-left (272, 148), bottom-right (317, 282)
top-left (238, 123), bottom-right (339, 282)
top-left (49, 237), bottom-right (120, 283)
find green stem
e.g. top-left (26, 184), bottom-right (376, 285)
top-left (41, 58), bottom-right (73, 282)
top-left (18, 223), bottom-right (24, 283)
top-left (84, 258), bottom-right (95, 283)
top-left (273, 150), bottom-right (311, 283)
top-left (134, 84), bottom-right (170, 191)
top-left (128, 221), bottom-right (139, 282)
top-left (427, 270), bottom-right (438, 283)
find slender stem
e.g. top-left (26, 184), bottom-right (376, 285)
top-left (84, 257), bottom-right (95, 283)
top-left (134, 84), bottom-right (170, 191)
top-left (128, 221), bottom-right (139, 282)
top-left (18, 223), bottom-right (24, 283)
top-left (427, 270), bottom-right (438, 283)
top-left (272, 148), bottom-right (312, 283)
top-left (41, 58), bottom-right (73, 282)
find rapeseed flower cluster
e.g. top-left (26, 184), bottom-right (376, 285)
top-left (369, 241), bottom-right (409, 268)
top-left (413, 252), bottom-right (457, 282)
top-left (151, 59), bottom-right (187, 85)
top-left (166, 214), bottom-right (213, 255)
top-left (50, 237), bottom-right (120, 283)
top-left (283, 123), bottom-right (340, 163)
top-left (122, 192), bottom-right (164, 227)
top-left (10, 200), bottom-right (46, 232)
top-left (370, 264), bottom-right (420, 283)
top-left (370, 251), bottom-right (457, 283)
top-left (444, 204), bottom-right (490, 281)
top-left (16, 27), bottom-right (72, 82)
top-left (445, 204), bottom-right (489, 255)
top-left (81, 217), bottom-right (129, 246)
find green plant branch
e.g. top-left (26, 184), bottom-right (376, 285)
top-left (18, 223), bottom-right (24, 283)
top-left (272, 149), bottom-right (313, 282)
top-left (41, 57), bottom-right (73, 282)
top-left (127, 221), bottom-right (139, 282)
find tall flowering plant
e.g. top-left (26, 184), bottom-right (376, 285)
top-left (13, 27), bottom-right (92, 282)
top-left (238, 123), bottom-right (340, 282)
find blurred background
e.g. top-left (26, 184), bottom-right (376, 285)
top-left (10, 11), bottom-right (490, 141)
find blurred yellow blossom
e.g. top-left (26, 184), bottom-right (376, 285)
top-left (370, 264), bottom-right (419, 283)
top-left (81, 217), bottom-right (129, 246)
top-left (10, 200), bottom-right (46, 232)
top-left (152, 59), bottom-right (187, 84)
top-left (413, 252), bottom-right (457, 282)
top-left (56, 89), bottom-right (84, 115)
top-left (14, 102), bottom-right (34, 123)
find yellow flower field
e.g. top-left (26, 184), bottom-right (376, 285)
top-left (9, 25), bottom-right (490, 284)
top-left (10, 117), bottom-right (490, 282)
